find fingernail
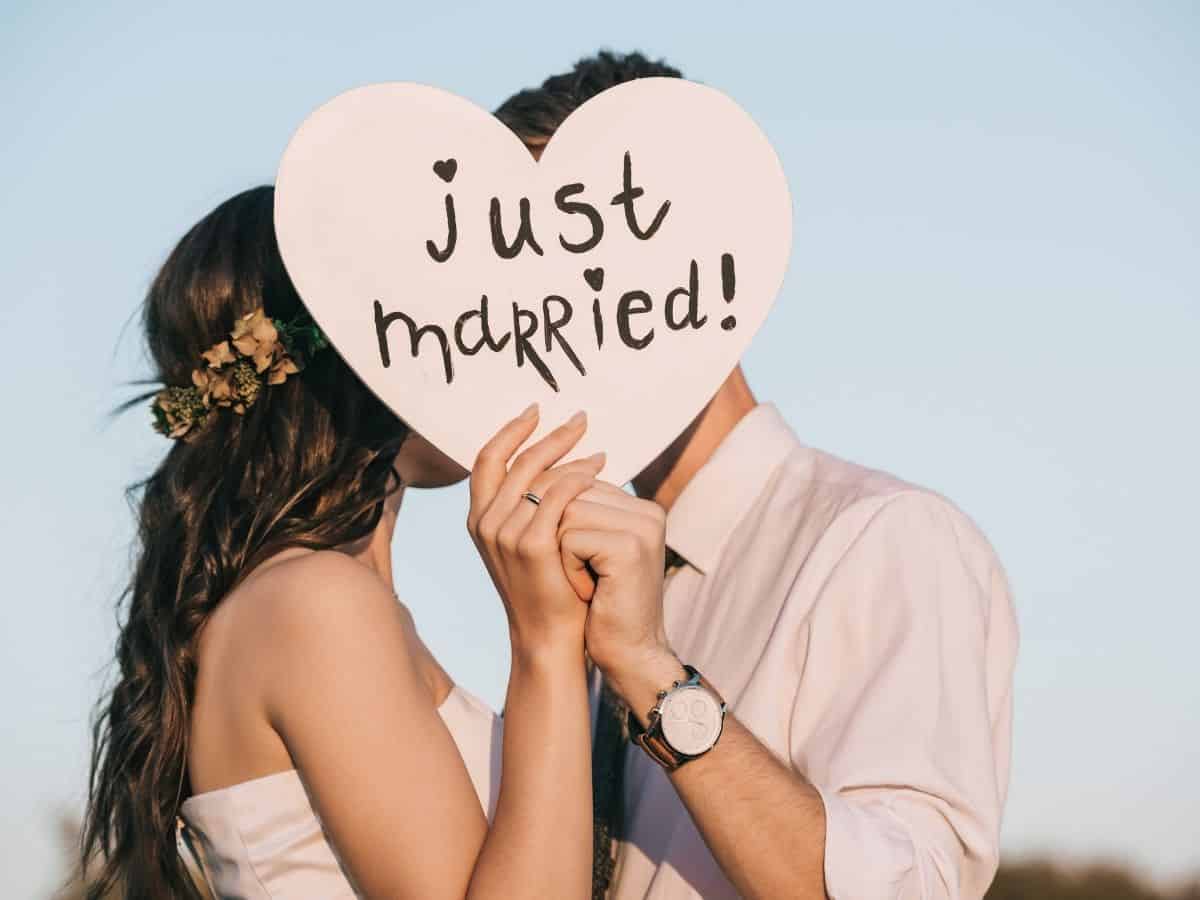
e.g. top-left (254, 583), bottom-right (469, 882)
top-left (567, 410), bottom-right (586, 427)
top-left (520, 403), bottom-right (539, 420)
top-left (586, 451), bottom-right (607, 464)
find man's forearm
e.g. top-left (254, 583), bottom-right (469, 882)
top-left (609, 650), bottom-right (827, 900)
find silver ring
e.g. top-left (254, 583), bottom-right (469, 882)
top-left (521, 491), bottom-right (542, 506)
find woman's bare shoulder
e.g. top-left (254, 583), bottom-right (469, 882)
top-left (234, 550), bottom-right (407, 643)
top-left (219, 552), bottom-right (436, 729)
top-left (190, 550), bottom-right (419, 791)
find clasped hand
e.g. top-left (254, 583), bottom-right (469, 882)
top-left (467, 406), bottom-right (671, 686)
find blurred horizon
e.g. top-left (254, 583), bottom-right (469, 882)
top-left (47, 814), bottom-right (1200, 898)
top-left (3, 1), bottom-right (1197, 897)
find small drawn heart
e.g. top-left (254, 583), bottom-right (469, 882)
top-left (583, 267), bottom-right (605, 291)
top-left (432, 158), bottom-right (457, 183)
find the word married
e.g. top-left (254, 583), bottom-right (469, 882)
top-left (373, 155), bottom-right (738, 392)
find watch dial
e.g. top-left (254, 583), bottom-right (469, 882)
top-left (660, 686), bottom-right (723, 755)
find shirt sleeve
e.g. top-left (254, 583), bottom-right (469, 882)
top-left (791, 491), bottom-right (1017, 900)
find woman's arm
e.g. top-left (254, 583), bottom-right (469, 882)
top-left (463, 408), bottom-right (598, 900)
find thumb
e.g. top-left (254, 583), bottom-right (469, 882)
top-left (561, 528), bottom-right (614, 601)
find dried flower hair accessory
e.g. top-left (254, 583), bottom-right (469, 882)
top-left (151, 308), bottom-right (329, 440)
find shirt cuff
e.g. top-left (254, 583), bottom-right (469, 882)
top-left (817, 783), bottom-right (916, 899)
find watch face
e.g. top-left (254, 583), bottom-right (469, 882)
top-left (660, 686), bottom-right (724, 755)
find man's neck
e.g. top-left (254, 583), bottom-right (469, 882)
top-left (633, 368), bottom-right (757, 511)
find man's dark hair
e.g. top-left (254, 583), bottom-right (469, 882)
top-left (495, 50), bottom-right (683, 143)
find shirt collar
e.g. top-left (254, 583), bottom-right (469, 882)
top-left (664, 403), bottom-right (799, 575)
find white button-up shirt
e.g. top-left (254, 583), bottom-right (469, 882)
top-left (605, 403), bottom-right (1018, 900)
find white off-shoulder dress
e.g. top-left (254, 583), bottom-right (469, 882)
top-left (179, 685), bottom-right (501, 898)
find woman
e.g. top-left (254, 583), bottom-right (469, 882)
top-left (82, 186), bottom-right (603, 898)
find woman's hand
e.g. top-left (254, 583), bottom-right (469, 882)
top-left (467, 405), bottom-right (604, 661)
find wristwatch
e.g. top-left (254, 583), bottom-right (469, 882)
top-left (628, 664), bottom-right (727, 771)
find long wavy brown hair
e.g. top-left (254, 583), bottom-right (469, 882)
top-left (81, 185), bottom-right (409, 898)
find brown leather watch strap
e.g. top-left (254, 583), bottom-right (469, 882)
top-left (634, 717), bottom-right (682, 770)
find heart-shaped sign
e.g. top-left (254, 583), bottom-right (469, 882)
top-left (275, 79), bottom-right (791, 484)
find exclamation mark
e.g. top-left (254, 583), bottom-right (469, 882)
top-left (720, 253), bottom-right (737, 330)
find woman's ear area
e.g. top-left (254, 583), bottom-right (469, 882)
top-left (394, 430), bottom-right (470, 487)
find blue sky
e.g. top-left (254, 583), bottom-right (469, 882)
top-left (2, 2), bottom-right (1197, 895)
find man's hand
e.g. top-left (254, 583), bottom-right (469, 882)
top-left (558, 482), bottom-right (685, 710)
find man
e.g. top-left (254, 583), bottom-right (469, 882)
top-left (497, 51), bottom-right (1018, 899)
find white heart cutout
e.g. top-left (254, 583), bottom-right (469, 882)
top-left (275, 79), bottom-right (792, 484)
